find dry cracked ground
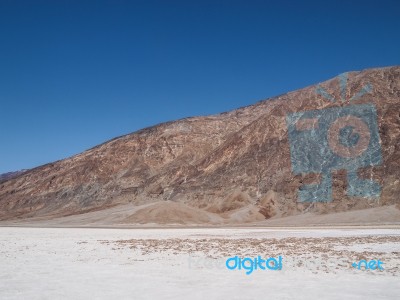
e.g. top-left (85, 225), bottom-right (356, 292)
top-left (101, 234), bottom-right (400, 276)
top-left (1, 228), bottom-right (399, 299)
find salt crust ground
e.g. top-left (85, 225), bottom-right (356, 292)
top-left (0, 227), bottom-right (399, 300)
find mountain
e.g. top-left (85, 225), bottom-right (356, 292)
top-left (0, 66), bottom-right (399, 225)
top-left (0, 170), bottom-right (27, 184)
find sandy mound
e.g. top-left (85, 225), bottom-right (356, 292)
top-left (258, 190), bottom-right (279, 219)
top-left (225, 205), bottom-right (266, 223)
top-left (121, 201), bottom-right (221, 224)
top-left (206, 191), bottom-right (252, 213)
top-left (258, 205), bottom-right (400, 226)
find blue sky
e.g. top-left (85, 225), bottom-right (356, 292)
top-left (0, 0), bottom-right (399, 173)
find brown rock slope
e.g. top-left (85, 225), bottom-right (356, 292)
top-left (0, 66), bottom-right (399, 223)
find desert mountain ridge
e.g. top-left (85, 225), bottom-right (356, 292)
top-left (0, 170), bottom-right (28, 183)
top-left (1, 66), bottom-right (399, 226)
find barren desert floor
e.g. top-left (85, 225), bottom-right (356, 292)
top-left (0, 227), bottom-right (399, 299)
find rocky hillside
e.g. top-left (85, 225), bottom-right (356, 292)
top-left (0, 66), bottom-right (399, 223)
top-left (0, 170), bottom-right (27, 183)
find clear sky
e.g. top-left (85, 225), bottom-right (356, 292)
top-left (0, 0), bottom-right (399, 173)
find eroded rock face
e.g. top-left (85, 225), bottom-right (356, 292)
top-left (0, 66), bottom-right (399, 221)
